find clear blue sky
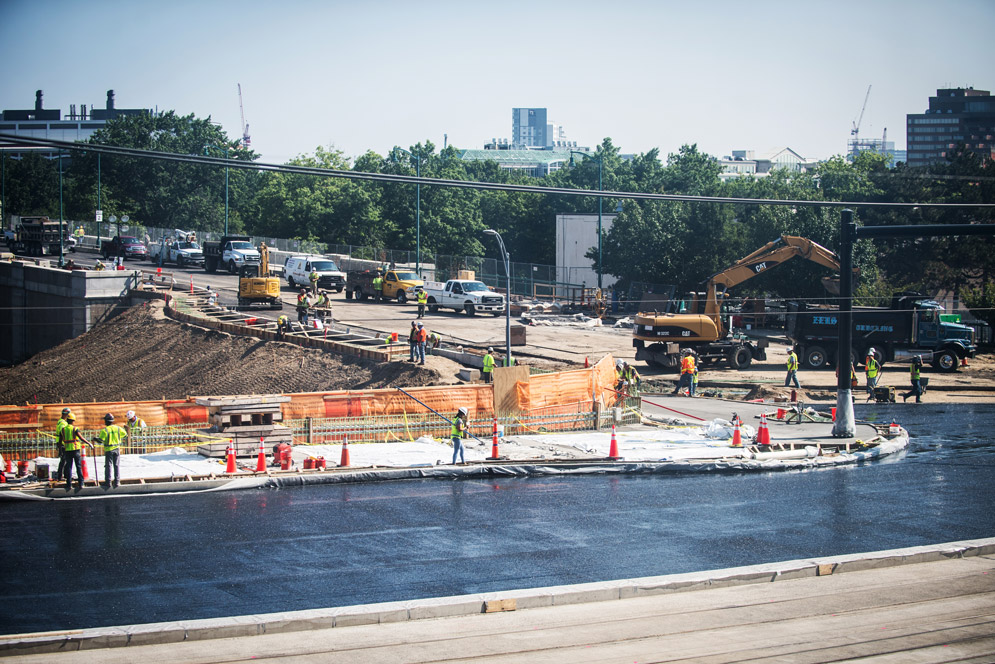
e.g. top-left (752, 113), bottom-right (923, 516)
top-left (2, 0), bottom-right (993, 165)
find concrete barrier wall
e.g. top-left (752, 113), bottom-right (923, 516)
top-left (0, 260), bottom-right (138, 365)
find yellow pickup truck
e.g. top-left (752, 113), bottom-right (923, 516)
top-left (345, 269), bottom-right (424, 303)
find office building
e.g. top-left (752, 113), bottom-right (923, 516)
top-left (512, 108), bottom-right (547, 149)
top-left (906, 87), bottom-right (995, 167)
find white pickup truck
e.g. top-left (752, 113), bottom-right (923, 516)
top-left (421, 279), bottom-right (506, 316)
top-left (149, 238), bottom-right (204, 267)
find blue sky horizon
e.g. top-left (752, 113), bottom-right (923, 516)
top-left (2, 0), bottom-right (993, 165)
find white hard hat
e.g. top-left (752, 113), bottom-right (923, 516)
top-left (487, 347), bottom-right (493, 352)
top-left (458, 407), bottom-right (468, 416)
top-left (126, 410), bottom-right (136, 420)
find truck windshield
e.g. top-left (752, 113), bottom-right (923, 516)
top-left (462, 281), bottom-right (488, 292)
top-left (177, 242), bottom-right (199, 250)
top-left (230, 242), bottom-right (253, 250)
top-left (395, 272), bottom-right (419, 280)
top-left (311, 261), bottom-right (339, 272)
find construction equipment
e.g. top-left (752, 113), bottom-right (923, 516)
top-left (633, 235), bottom-right (842, 370)
top-left (237, 242), bottom-right (281, 310)
top-left (238, 83), bottom-right (251, 149)
top-left (8, 216), bottom-right (71, 257)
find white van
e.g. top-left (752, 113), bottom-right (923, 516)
top-left (284, 255), bottom-right (346, 292)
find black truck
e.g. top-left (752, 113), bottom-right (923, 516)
top-left (786, 293), bottom-right (977, 373)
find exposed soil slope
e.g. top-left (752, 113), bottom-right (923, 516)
top-left (0, 301), bottom-right (452, 405)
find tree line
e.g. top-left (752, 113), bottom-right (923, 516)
top-left (2, 110), bottom-right (993, 325)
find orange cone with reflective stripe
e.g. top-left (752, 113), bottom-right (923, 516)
top-left (225, 440), bottom-right (236, 473)
top-left (488, 415), bottom-right (500, 460)
top-left (732, 418), bottom-right (742, 447)
top-left (256, 437), bottom-right (267, 472)
top-left (608, 424), bottom-right (621, 460)
top-left (81, 447), bottom-right (89, 480)
top-left (757, 413), bottom-right (769, 445)
top-left (339, 435), bottom-right (350, 468)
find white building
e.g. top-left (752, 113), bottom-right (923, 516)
top-left (718, 148), bottom-right (820, 181)
top-left (555, 213), bottom-right (618, 293)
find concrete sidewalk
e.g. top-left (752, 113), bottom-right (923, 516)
top-left (4, 539), bottom-right (994, 662)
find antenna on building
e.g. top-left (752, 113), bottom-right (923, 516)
top-left (238, 83), bottom-right (251, 149)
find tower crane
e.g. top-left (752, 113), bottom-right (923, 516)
top-left (238, 83), bottom-right (251, 149)
top-left (850, 85), bottom-right (871, 142)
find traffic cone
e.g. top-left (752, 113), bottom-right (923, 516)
top-left (962, 357), bottom-right (969, 367)
top-left (584, 356), bottom-right (590, 368)
top-left (339, 435), bottom-right (350, 468)
top-left (608, 424), bottom-right (621, 460)
top-left (255, 437), bottom-right (267, 472)
top-left (758, 413), bottom-right (770, 446)
top-left (225, 440), bottom-right (236, 473)
top-left (189, 276), bottom-right (194, 294)
top-left (488, 414), bottom-right (500, 460)
top-left (81, 447), bottom-right (89, 480)
top-left (156, 267), bottom-right (161, 275)
top-left (731, 418), bottom-right (742, 447)
top-left (5, 458), bottom-right (12, 473)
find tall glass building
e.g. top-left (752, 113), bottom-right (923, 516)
top-left (906, 88), bottom-right (995, 166)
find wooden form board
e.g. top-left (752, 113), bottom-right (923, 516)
top-left (493, 365), bottom-right (530, 416)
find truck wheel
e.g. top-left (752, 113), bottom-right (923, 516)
top-left (429, 299), bottom-right (440, 313)
top-left (228, 259), bottom-right (237, 274)
top-left (335, 287), bottom-right (344, 293)
top-left (932, 349), bottom-right (958, 373)
top-left (176, 255), bottom-right (185, 267)
top-left (727, 346), bottom-right (752, 370)
top-left (288, 276), bottom-right (296, 288)
top-left (464, 303), bottom-right (476, 316)
top-left (344, 288), bottom-right (352, 300)
top-left (354, 287), bottom-right (365, 301)
top-left (805, 346), bottom-right (828, 369)
top-left (205, 257), bottom-right (217, 273)
top-left (396, 291), bottom-right (407, 304)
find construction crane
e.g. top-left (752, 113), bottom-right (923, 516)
top-left (850, 85), bottom-right (871, 143)
top-left (238, 83), bottom-right (251, 149)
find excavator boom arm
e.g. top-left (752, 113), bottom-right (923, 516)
top-left (709, 235), bottom-right (840, 289)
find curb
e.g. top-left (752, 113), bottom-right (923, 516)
top-left (3, 537), bottom-right (993, 654)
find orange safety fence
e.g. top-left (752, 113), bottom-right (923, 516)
top-left (2, 355), bottom-right (619, 433)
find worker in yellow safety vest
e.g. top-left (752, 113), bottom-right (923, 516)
top-left (55, 407), bottom-right (72, 482)
top-left (416, 287), bottom-right (428, 318)
top-left (865, 350), bottom-right (880, 400)
top-left (903, 356), bottom-right (924, 403)
top-left (98, 413), bottom-right (128, 488)
top-left (451, 407), bottom-right (468, 464)
top-left (482, 348), bottom-right (495, 384)
top-left (125, 410), bottom-right (147, 454)
top-left (785, 347), bottom-right (800, 389)
top-left (672, 351), bottom-right (696, 397)
top-left (373, 272), bottom-right (384, 302)
top-left (622, 362), bottom-right (641, 397)
top-left (60, 412), bottom-right (91, 490)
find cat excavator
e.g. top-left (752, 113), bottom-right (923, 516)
top-left (237, 242), bottom-right (282, 310)
top-left (633, 235), bottom-right (842, 370)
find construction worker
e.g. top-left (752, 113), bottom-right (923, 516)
top-left (615, 360), bottom-right (626, 393)
top-left (622, 362), bottom-right (642, 397)
top-left (429, 331), bottom-right (442, 350)
top-left (93, 260), bottom-right (106, 271)
top-left (296, 289), bottom-right (310, 327)
top-left (416, 322), bottom-right (428, 365)
top-left (309, 268), bottom-right (320, 296)
top-left (97, 413), bottom-right (127, 488)
top-left (865, 350), bottom-right (880, 401)
top-left (276, 314), bottom-right (291, 339)
top-left (408, 321), bottom-right (419, 362)
top-left (54, 407), bottom-right (72, 481)
top-left (451, 406), bottom-right (468, 465)
top-left (314, 290), bottom-right (331, 322)
top-left (482, 347), bottom-right (495, 384)
top-left (416, 286), bottom-right (428, 318)
top-left (373, 271), bottom-right (384, 302)
top-left (125, 410), bottom-right (147, 454)
top-left (903, 356), bottom-right (924, 403)
top-left (60, 412), bottom-right (91, 491)
top-left (785, 346), bottom-right (801, 389)
top-left (74, 225), bottom-right (85, 242)
top-left (673, 351), bottom-right (696, 396)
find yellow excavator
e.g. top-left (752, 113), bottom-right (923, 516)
top-left (633, 235), bottom-right (842, 370)
top-left (237, 242), bottom-right (282, 310)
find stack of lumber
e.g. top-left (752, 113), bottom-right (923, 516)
top-left (194, 395), bottom-right (293, 458)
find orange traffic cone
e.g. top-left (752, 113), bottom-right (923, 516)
top-left (758, 413), bottom-right (770, 446)
top-left (225, 440), bottom-right (236, 473)
top-left (255, 437), bottom-right (267, 472)
top-left (732, 418), bottom-right (742, 447)
top-left (189, 276), bottom-right (194, 294)
top-left (339, 435), bottom-right (350, 468)
top-left (81, 447), bottom-right (89, 480)
top-left (584, 356), bottom-right (590, 368)
top-left (488, 415), bottom-right (500, 460)
top-left (5, 457), bottom-right (12, 473)
top-left (962, 357), bottom-right (969, 367)
top-left (608, 424), bottom-right (621, 460)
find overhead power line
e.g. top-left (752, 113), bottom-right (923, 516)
top-left (2, 133), bottom-right (994, 211)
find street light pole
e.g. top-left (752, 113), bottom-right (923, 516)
top-left (569, 151), bottom-right (604, 289)
top-left (393, 148), bottom-right (422, 276)
top-left (484, 229), bottom-right (512, 367)
top-left (58, 150), bottom-right (64, 267)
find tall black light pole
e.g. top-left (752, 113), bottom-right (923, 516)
top-left (58, 150), bottom-right (65, 267)
top-left (484, 229), bottom-right (512, 367)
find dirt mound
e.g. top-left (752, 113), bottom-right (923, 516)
top-left (742, 384), bottom-right (834, 403)
top-left (0, 301), bottom-right (452, 405)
